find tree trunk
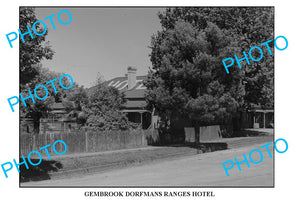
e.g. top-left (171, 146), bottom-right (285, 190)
top-left (194, 125), bottom-right (200, 144)
top-left (194, 125), bottom-right (201, 154)
top-left (33, 120), bottom-right (40, 134)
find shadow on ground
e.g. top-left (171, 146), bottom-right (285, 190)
top-left (229, 129), bottom-right (272, 137)
top-left (20, 158), bottom-right (63, 183)
top-left (149, 140), bottom-right (228, 153)
top-left (146, 128), bottom-right (272, 151)
top-left (189, 142), bottom-right (228, 152)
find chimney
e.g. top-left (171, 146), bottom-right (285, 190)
top-left (127, 66), bottom-right (137, 90)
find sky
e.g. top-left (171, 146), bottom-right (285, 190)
top-left (35, 7), bottom-right (163, 88)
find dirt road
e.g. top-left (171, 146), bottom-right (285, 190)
top-left (22, 141), bottom-right (274, 187)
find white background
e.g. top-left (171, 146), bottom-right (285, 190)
top-left (0, 0), bottom-right (299, 212)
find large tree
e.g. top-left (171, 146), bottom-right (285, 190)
top-left (155, 7), bottom-right (274, 109)
top-left (145, 7), bottom-right (274, 142)
top-left (20, 65), bottom-right (80, 133)
top-left (20, 65), bottom-right (57, 133)
top-left (20, 7), bottom-right (54, 86)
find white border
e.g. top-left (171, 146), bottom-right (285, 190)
top-left (0, 0), bottom-right (299, 212)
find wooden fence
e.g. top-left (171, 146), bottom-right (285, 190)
top-left (20, 130), bottom-right (159, 156)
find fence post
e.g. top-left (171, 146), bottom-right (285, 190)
top-left (85, 131), bottom-right (88, 153)
top-left (50, 133), bottom-right (54, 155)
top-left (141, 130), bottom-right (145, 146)
top-left (32, 134), bottom-right (36, 151)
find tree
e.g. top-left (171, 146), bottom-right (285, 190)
top-left (145, 7), bottom-right (274, 142)
top-left (155, 7), bottom-right (274, 109)
top-left (20, 65), bottom-right (57, 133)
top-left (84, 78), bottom-right (137, 131)
top-left (145, 18), bottom-right (244, 142)
top-left (20, 65), bottom-right (76, 133)
top-left (20, 7), bottom-right (54, 86)
top-left (64, 84), bottom-right (88, 111)
top-left (62, 84), bottom-right (89, 126)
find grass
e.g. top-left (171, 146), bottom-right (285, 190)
top-left (20, 135), bottom-right (273, 182)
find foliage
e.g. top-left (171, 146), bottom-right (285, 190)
top-left (20, 65), bottom-right (84, 133)
top-left (145, 7), bottom-right (274, 141)
top-left (20, 7), bottom-right (54, 86)
top-left (20, 65), bottom-right (57, 133)
top-left (154, 7), bottom-right (274, 109)
top-left (145, 20), bottom-right (242, 125)
top-left (83, 78), bottom-right (138, 131)
top-left (65, 85), bottom-right (88, 111)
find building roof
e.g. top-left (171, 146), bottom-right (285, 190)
top-left (122, 100), bottom-right (147, 109)
top-left (105, 75), bottom-right (147, 99)
top-left (105, 75), bottom-right (148, 110)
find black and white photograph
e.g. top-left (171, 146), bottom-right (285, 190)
top-left (18, 7), bottom-right (274, 187)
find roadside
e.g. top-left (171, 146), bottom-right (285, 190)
top-left (21, 139), bottom-right (274, 187)
top-left (20, 135), bottom-right (273, 184)
top-left (20, 146), bottom-right (198, 183)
